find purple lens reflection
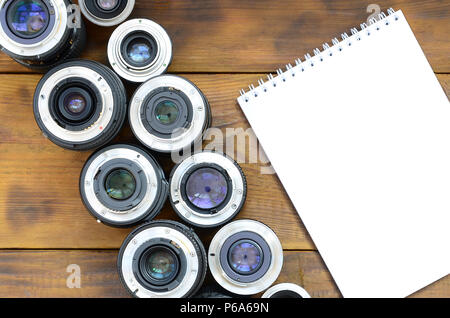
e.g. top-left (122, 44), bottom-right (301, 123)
top-left (185, 167), bottom-right (228, 209)
top-left (229, 240), bottom-right (262, 274)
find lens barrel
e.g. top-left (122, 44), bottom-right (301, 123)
top-left (169, 151), bottom-right (247, 228)
top-left (118, 220), bottom-right (207, 298)
top-left (208, 220), bottom-right (283, 295)
top-left (80, 144), bottom-right (168, 227)
top-left (79, 0), bottom-right (135, 27)
top-left (33, 59), bottom-right (127, 150)
top-left (129, 75), bottom-right (211, 153)
top-left (108, 18), bottom-right (172, 83)
top-left (0, 0), bottom-right (86, 71)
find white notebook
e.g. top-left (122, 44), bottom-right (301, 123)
top-left (237, 9), bottom-right (449, 298)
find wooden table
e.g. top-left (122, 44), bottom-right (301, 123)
top-left (0, 0), bottom-right (448, 298)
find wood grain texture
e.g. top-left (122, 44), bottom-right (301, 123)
top-left (0, 250), bottom-right (447, 298)
top-left (0, 0), bottom-right (448, 73)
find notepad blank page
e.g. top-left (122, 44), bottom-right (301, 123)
top-left (238, 10), bottom-right (450, 297)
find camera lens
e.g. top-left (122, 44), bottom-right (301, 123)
top-left (129, 75), bottom-right (211, 153)
top-left (33, 59), bottom-right (127, 150)
top-left (80, 144), bottom-right (169, 227)
top-left (262, 283), bottom-right (311, 298)
top-left (169, 151), bottom-right (246, 228)
top-left (108, 19), bottom-right (172, 82)
top-left (208, 220), bottom-right (283, 295)
top-left (0, 0), bottom-right (86, 71)
top-left (79, 0), bottom-right (135, 27)
top-left (118, 220), bottom-right (207, 298)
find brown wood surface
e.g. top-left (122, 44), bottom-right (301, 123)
top-left (0, 250), bottom-right (448, 298)
top-left (0, 0), bottom-right (448, 73)
top-left (0, 0), bottom-right (448, 298)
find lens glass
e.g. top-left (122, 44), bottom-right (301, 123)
top-left (126, 38), bottom-right (152, 64)
top-left (63, 93), bottom-right (86, 115)
top-left (155, 100), bottom-right (179, 125)
top-left (96, 0), bottom-right (119, 11)
top-left (8, 0), bottom-right (48, 37)
top-left (185, 168), bottom-right (228, 209)
top-left (145, 247), bottom-right (178, 281)
top-left (105, 169), bottom-right (136, 200)
top-left (228, 240), bottom-right (262, 275)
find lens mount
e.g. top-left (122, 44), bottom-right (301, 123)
top-left (80, 144), bottom-right (168, 227)
top-left (108, 18), bottom-right (172, 82)
top-left (208, 220), bottom-right (283, 295)
top-left (169, 151), bottom-right (246, 228)
top-left (262, 283), bottom-right (311, 298)
top-left (79, 0), bottom-right (134, 27)
top-left (34, 59), bottom-right (127, 150)
top-left (118, 220), bottom-right (207, 298)
top-left (129, 75), bottom-right (211, 153)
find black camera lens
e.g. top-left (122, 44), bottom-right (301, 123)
top-left (169, 151), bottom-right (246, 228)
top-left (79, 0), bottom-right (135, 27)
top-left (33, 59), bottom-right (127, 151)
top-left (118, 220), bottom-right (207, 298)
top-left (0, 0), bottom-right (86, 71)
top-left (130, 75), bottom-right (212, 153)
top-left (262, 283), bottom-right (311, 298)
top-left (80, 144), bottom-right (168, 227)
top-left (108, 19), bottom-right (172, 82)
top-left (209, 220), bottom-right (283, 295)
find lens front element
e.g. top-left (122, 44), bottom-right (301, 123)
top-left (185, 168), bottom-right (228, 210)
top-left (105, 169), bottom-right (136, 200)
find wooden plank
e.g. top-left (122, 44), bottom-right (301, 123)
top-left (0, 0), bottom-right (448, 73)
top-left (0, 250), bottom-right (447, 298)
top-left (0, 74), bottom-right (448, 250)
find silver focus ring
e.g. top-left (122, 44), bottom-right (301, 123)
top-left (0, 0), bottom-right (68, 57)
top-left (79, 0), bottom-right (135, 27)
top-left (208, 220), bottom-right (283, 295)
top-left (262, 283), bottom-right (311, 298)
top-left (119, 224), bottom-right (204, 298)
top-left (170, 151), bottom-right (246, 227)
top-left (82, 146), bottom-right (160, 224)
top-left (129, 75), bottom-right (208, 152)
top-left (37, 65), bottom-right (114, 143)
top-left (108, 18), bottom-right (172, 82)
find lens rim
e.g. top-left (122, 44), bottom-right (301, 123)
top-left (118, 220), bottom-right (207, 298)
top-left (48, 77), bottom-right (102, 132)
top-left (180, 163), bottom-right (233, 214)
top-left (169, 151), bottom-right (246, 228)
top-left (208, 220), bottom-right (283, 295)
top-left (108, 18), bottom-right (172, 82)
top-left (1, 0), bottom-right (56, 45)
top-left (80, 144), bottom-right (168, 227)
top-left (130, 75), bottom-right (210, 153)
top-left (133, 238), bottom-right (187, 292)
top-left (261, 283), bottom-right (311, 298)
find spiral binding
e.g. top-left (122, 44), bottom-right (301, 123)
top-left (239, 8), bottom-right (399, 102)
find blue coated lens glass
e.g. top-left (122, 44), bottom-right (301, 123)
top-left (127, 39), bottom-right (152, 64)
top-left (185, 168), bottom-right (228, 209)
top-left (8, 0), bottom-right (48, 37)
top-left (146, 248), bottom-right (177, 281)
top-left (228, 240), bottom-right (262, 274)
